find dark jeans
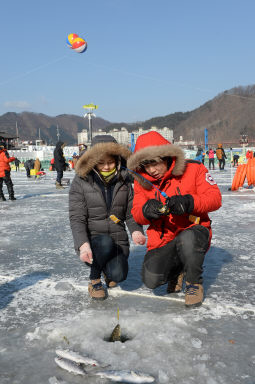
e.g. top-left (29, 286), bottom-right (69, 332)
top-left (209, 158), bottom-right (215, 170)
top-left (89, 234), bottom-right (128, 282)
top-left (0, 172), bottom-right (14, 199)
top-left (25, 167), bottom-right (31, 177)
top-left (142, 225), bottom-right (210, 288)
top-left (219, 158), bottom-right (225, 170)
top-left (56, 170), bottom-right (63, 184)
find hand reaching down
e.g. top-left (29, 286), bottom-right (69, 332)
top-left (132, 231), bottom-right (146, 245)
top-left (79, 242), bottom-right (93, 264)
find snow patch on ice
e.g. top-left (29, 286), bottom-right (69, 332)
top-left (191, 338), bottom-right (202, 348)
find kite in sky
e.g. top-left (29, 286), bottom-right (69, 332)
top-left (66, 33), bottom-right (87, 53)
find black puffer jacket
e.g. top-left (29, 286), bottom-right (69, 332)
top-left (69, 138), bottom-right (143, 256)
top-left (54, 141), bottom-right (66, 171)
top-left (24, 159), bottom-right (34, 170)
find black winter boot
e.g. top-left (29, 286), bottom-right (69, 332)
top-left (0, 195), bottom-right (6, 201)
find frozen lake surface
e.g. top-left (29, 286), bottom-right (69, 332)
top-left (0, 167), bottom-right (255, 384)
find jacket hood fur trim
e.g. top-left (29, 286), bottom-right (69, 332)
top-left (127, 144), bottom-right (186, 189)
top-left (75, 142), bottom-right (131, 178)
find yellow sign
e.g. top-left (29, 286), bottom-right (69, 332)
top-left (82, 103), bottom-right (98, 110)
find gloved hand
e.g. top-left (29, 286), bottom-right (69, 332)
top-left (132, 231), bottom-right (146, 245)
top-left (166, 194), bottom-right (194, 215)
top-left (142, 199), bottom-right (166, 220)
top-left (79, 242), bottom-right (93, 264)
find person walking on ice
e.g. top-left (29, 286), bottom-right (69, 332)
top-left (216, 143), bottom-right (227, 170)
top-left (127, 131), bottom-right (222, 308)
top-left (54, 141), bottom-right (68, 189)
top-left (0, 142), bottom-right (16, 201)
top-left (206, 148), bottom-right (216, 170)
top-left (69, 135), bottom-right (146, 301)
top-left (14, 158), bottom-right (21, 171)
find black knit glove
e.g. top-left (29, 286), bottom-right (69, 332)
top-left (142, 199), bottom-right (166, 220)
top-left (165, 195), bottom-right (194, 215)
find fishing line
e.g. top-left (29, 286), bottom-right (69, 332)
top-left (0, 30), bottom-right (89, 87)
top-left (0, 55), bottom-right (68, 87)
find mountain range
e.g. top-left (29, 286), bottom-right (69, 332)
top-left (1, 85), bottom-right (255, 146)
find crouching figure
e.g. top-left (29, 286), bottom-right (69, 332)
top-left (69, 135), bottom-right (145, 301)
top-left (127, 131), bottom-right (222, 308)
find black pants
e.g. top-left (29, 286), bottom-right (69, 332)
top-left (209, 158), bottom-right (215, 170)
top-left (56, 170), bottom-right (63, 184)
top-left (219, 158), bottom-right (225, 170)
top-left (142, 225), bottom-right (210, 288)
top-left (25, 167), bottom-right (31, 177)
top-left (0, 172), bottom-right (14, 199)
top-left (89, 234), bottom-right (128, 282)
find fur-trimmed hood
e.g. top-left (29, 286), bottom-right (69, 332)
top-left (75, 141), bottom-right (131, 178)
top-left (127, 131), bottom-right (186, 189)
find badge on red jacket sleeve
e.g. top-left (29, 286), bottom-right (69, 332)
top-left (205, 172), bottom-right (216, 185)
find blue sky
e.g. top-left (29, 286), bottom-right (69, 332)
top-left (1, 0), bottom-right (255, 123)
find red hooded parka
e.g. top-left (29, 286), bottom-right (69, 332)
top-left (0, 148), bottom-right (16, 178)
top-left (127, 132), bottom-right (222, 251)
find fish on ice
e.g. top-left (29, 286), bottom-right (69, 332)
top-left (94, 369), bottom-right (155, 383)
top-left (109, 323), bottom-right (121, 342)
top-left (54, 357), bottom-right (86, 376)
top-left (55, 349), bottom-right (99, 366)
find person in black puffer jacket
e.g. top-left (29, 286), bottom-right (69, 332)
top-left (69, 135), bottom-right (146, 301)
top-left (53, 141), bottom-right (68, 188)
top-left (24, 159), bottom-right (34, 178)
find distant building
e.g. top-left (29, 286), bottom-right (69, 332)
top-left (174, 136), bottom-right (196, 149)
top-left (77, 129), bottom-right (89, 145)
top-left (132, 126), bottom-right (173, 144)
top-left (77, 126), bottom-right (174, 146)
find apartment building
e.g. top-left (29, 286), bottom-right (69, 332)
top-left (77, 126), bottom-right (173, 146)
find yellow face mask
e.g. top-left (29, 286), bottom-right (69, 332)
top-left (99, 168), bottom-right (116, 177)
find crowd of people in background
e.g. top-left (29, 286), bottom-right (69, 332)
top-left (1, 139), bottom-right (254, 204)
top-left (193, 143), bottom-right (255, 171)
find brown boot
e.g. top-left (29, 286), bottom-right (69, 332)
top-left (185, 282), bottom-right (203, 308)
top-left (103, 273), bottom-right (117, 288)
top-left (167, 272), bottom-right (184, 294)
top-left (56, 182), bottom-right (64, 189)
top-left (88, 279), bottom-right (106, 300)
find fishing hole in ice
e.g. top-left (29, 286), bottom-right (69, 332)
top-left (103, 331), bottom-right (131, 343)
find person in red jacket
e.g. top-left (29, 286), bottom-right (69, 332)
top-left (246, 150), bottom-right (253, 160)
top-left (127, 131), bottom-right (222, 307)
top-left (0, 143), bottom-right (16, 201)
